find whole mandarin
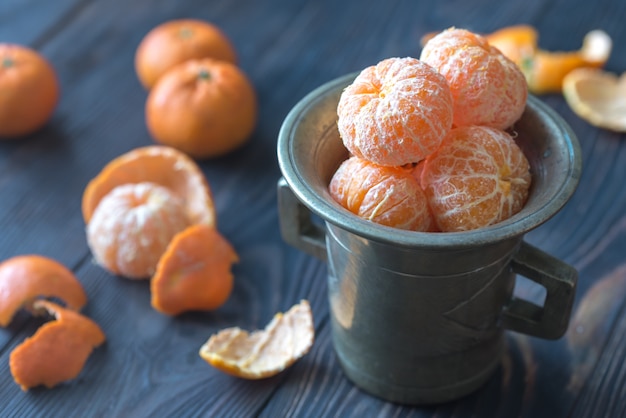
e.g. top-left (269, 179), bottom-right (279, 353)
top-left (135, 19), bottom-right (237, 89)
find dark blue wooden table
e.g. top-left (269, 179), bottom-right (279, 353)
top-left (1, 0), bottom-right (626, 416)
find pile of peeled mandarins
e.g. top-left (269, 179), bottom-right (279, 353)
top-left (329, 27), bottom-right (532, 233)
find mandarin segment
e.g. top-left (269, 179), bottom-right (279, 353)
top-left (0, 255), bottom-right (87, 327)
top-left (87, 182), bottom-right (191, 279)
top-left (420, 27), bottom-right (527, 130)
top-left (151, 223), bottom-right (238, 315)
top-left (329, 156), bottom-right (434, 232)
top-left (420, 125), bottom-right (531, 232)
top-left (81, 145), bottom-right (215, 227)
top-left (9, 300), bottom-right (105, 391)
top-left (199, 300), bottom-right (314, 379)
top-left (337, 57), bottom-right (453, 166)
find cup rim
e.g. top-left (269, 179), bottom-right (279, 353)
top-left (277, 73), bottom-right (582, 249)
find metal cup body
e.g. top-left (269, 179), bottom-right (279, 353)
top-left (327, 223), bottom-right (519, 403)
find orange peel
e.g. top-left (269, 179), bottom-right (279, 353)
top-left (9, 300), bottom-right (105, 391)
top-left (563, 68), bottom-right (626, 132)
top-left (422, 26), bottom-right (612, 95)
top-left (81, 145), bottom-right (215, 227)
top-left (199, 300), bottom-right (314, 379)
top-left (151, 223), bottom-right (238, 315)
top-left (484, 26), bottom-right (612, 94)
top-left (0, 255), bottom-right (87, 327)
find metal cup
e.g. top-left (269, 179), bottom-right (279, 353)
top-left (276, 73), bottom-right (581, 404)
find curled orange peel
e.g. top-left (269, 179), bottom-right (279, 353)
top-left (81, 145), bottom-right (216, 227)
top-left (9, 300), bottom-right (105, 391)
top-left (0, 255), bottom-right (87, 327)
top-left (485, 27), bottom-right (612, 94)
top-left (563, 68), bottom-right (626, 132)
top-left (151, 223), bottom-right (238, 315)
top-left (199, 300), bottom-right (314, 379)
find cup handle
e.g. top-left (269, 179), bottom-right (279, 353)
top-left (277, 177), bottom-right (327, 261)
top-left (502, 241), bottom-right (578, 339)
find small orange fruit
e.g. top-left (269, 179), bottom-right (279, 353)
top-left (135, 19), bottom-right (237, 89)
top-left (146, 58), bottom-right (257, 159)
top-left (0, 255), bottom-right (87, 327)
top-left (420, 28), bottom-right (527, 130)
top-left (82, 145), bottom-right (215, 227)
top-left (420, 125), bottom-right (531, 232)
top-left (329, 156), bottom-right (434, 232)
top-left (9, 300), bottom-right (105, 391)
top-left (337, 57), bottom-right (453, 166)
top-left (199, 300), bottom-right (314, 379)
top-left (151, 223), bottom-right (238, 315)
top-left (87, 182), bottom-right (191, 279)
top-left (0, 44), bottom-right (59, 138)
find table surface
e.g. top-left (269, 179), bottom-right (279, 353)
top-left (2, 0), bottom-right (626, 417)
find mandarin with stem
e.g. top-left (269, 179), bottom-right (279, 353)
top-left (420, 125), bottom-right (531, 232)
top-left (337, 57), bottom-right (453, 167)
top-left (135, 19), bottom-right (237, 89)
top-left (0, 44), bottom-right (59, 138)
top-left (146, 58), bottom-right (257, 159)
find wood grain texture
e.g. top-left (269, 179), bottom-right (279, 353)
top-left (1, 0), bottom-right (626, 416)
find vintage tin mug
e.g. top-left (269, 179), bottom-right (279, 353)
top-left (276, 73), bottom-right (581, 404)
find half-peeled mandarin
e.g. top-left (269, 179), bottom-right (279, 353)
top-left (199, 300), bottom-right (314, 379)
top-left (81, 145), bottom-right (215, 227)
top-left (0, 255), bottom-right (87, 327)
top-left (86, 182), bottom-right (192, 279)
top-left (9, 300), bottom-right (105, 391)
top-left (151, 223), bottom-right (238, 315)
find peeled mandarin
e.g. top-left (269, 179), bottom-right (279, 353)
top-left (337, 57), bottom-right (453, 167)
top-left (420, 28), bottom-right (527, 130)
top-left (420, 125), bottom-right (531, 232)
top-left (86, 182), bottom-right (191, 279)
top-left (329, 156), bottom-right (434, 232)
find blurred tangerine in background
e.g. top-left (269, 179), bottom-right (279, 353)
top-left (135, 19), bottom-right (237, 90)
top-left (0, 44), bottom-right (59, 139)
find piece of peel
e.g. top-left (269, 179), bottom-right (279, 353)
top-left (151, 224), bottom-right (238, 315)
top-left (0, 255), bottom-right (87, 327)
top-left (9, 300), bottom-right (105, 391)
top-left (563, 68), bottom-right (626, 132)
top-left (199, 300), bottom-right (314, 379)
